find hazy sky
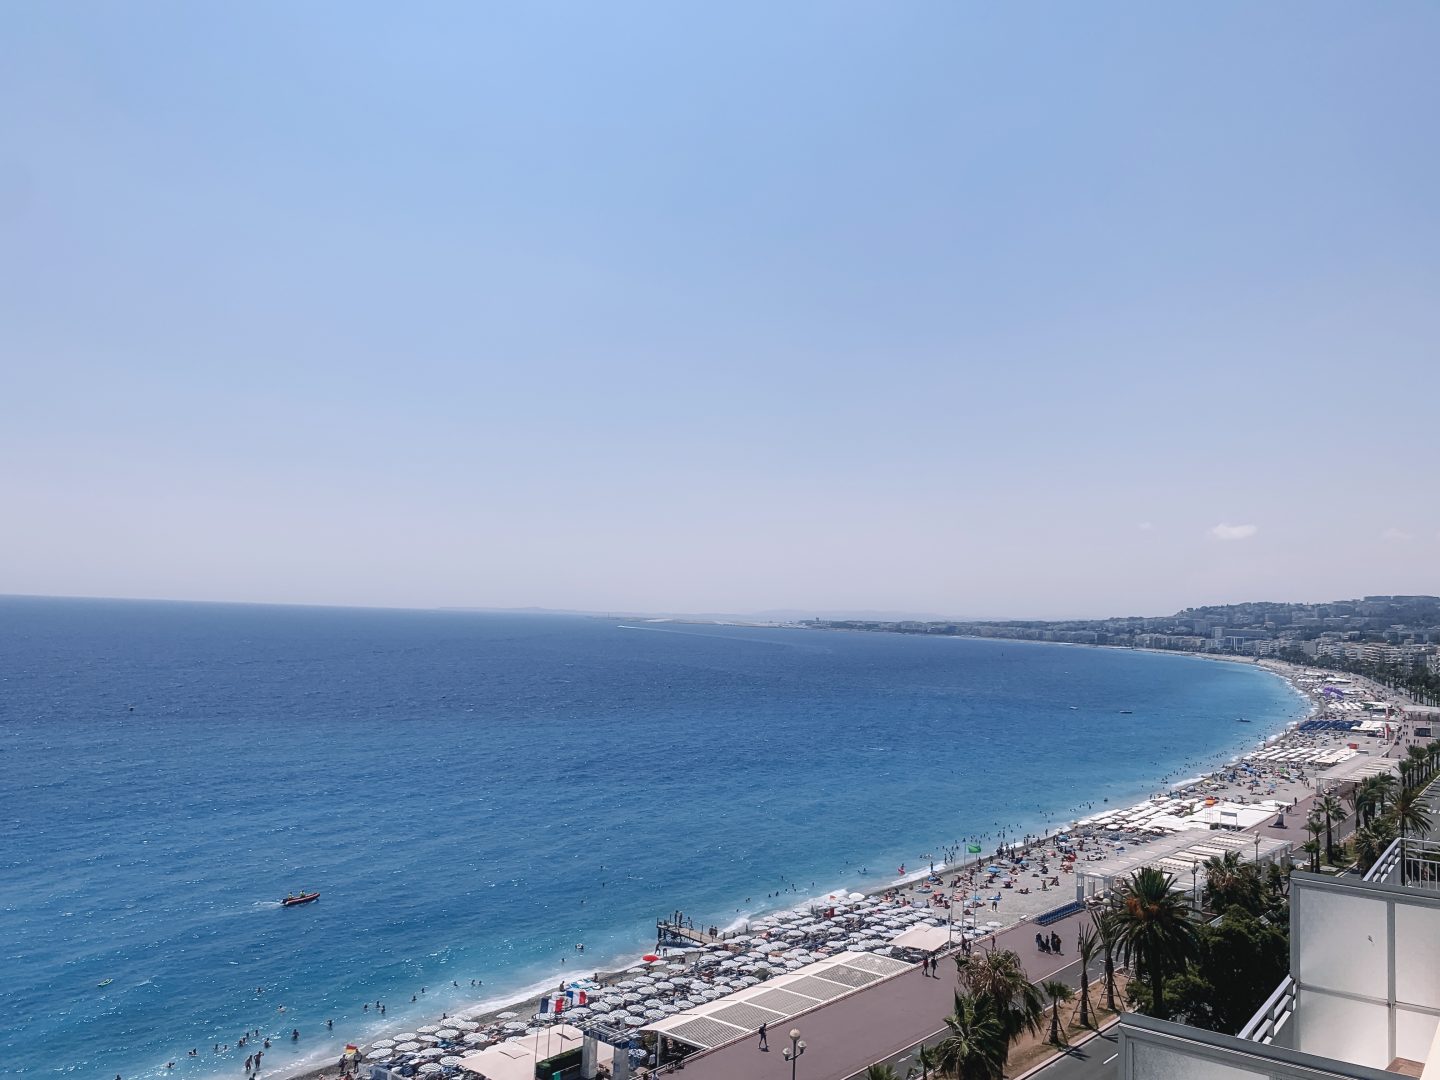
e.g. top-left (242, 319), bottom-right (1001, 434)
top-left (3, 3), bottom-right (1438, 619)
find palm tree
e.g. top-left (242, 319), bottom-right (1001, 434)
top-left (1075, 924), bottom-right (1098, 1028)
top-left (1305, 813), bottom-right (1325, 871)
top-left (865, 1065), bottom-right (900, 1080)
top-left (1353, 825), bottom-right (1385, 873)
top-left (1387, 785), bottom-right (1435, 884)
top-left (953, 947), bottom-right (1044, 1061)
top-left (1406, 745), bottom-right (1428, 787)
top-left (1372, 774), bottom-right (1398, 819)
top-left (1041, 979), bottom-right (1075, 1045)
top-left (1092, 908), bottom-right (1120, 1013)
top-left (1318, 793), bottom-right (1346, 861)
top-left (934, 992), bottom-right (1007, 1080)
top-left (1204, 850), bottom-right (1264, 913)
top-left (915, 1043), bottom-right (938, 1079)
top-left (1109, 867), bottom-right (1200, 1020)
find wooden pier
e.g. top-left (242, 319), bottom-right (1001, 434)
top-left (655, 919), bottom-right (727, 949)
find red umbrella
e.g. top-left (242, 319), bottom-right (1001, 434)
top-left (642, 954), bottom-right (661, 963)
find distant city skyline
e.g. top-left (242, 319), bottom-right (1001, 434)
top-left (2, 4), bottom-right (1438, 618)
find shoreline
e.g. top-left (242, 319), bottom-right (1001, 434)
top-left (261, 654), bottom-right (1346, 1080)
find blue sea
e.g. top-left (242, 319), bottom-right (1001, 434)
top-left (0, 597), bottom-right (1306, 1079)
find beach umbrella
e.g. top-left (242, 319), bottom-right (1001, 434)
top-left (394, 1033), bottom-right (419, 1042)
top-left (655, 980), bottom-right (676, 991)
top-left (496, 1011), bottom-right (518, 1020)
top-left (622, 992), bottom-right (643, 1004)
top-left (394, 1043), bottom-right (422, 1054)
top-left (674, 997), bottom-right (697, 1008)
top-left (418, 1034), bottom-right (442, 1044)
top-left (366, 1049), bottom-right (393, 1061)
top-left (502, 1022), bottom-right (526, 1032)
top-left (590, 1002), bottom-right (614, 1013)
top-left (453, 1020), bottom-right (479, 1031)
top-left (644, 1009), bottom-right (666, 1020)
top-left (623, 1015), bottom-right (646, 1027)
top-left (626, 1004), bottom-right (647, 1015)
top-left (417, 1048), bottom-right (445, 1059)
top-left (439, 1057), bottom-right (463, 1067)
top-left (462, 1033), bottom-right (488, 1046)
top-left (370, 1039), bottom-right (396, 1049)
top-left (436, 1029), bottom-right (460, 1040)
top-left (566, 1006), bottom-right (591, 1019)
top-left (667, 962), bottom-right (687, 970)
top-left (615, 980), bottom-right (638, 990)
top-left (417, 1025), bottom-right (440, 1034)
top-left (642, 954), bottom-right (661, 963)
top-left (418, 1063), bottom-right (442, 1074)
top-left (644, 997), bottom-right (663, 1008)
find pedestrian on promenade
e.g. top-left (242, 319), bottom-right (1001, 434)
top-left (758, 1022), bottom-right (768, 1051)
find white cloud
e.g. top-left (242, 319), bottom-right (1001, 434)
top-left (1381, 528), bottom-right (1415, 542)
top-left (1210, 523), bottom-right (1258, 541)
top-left (1138, 522), bottom-right (1154, 531)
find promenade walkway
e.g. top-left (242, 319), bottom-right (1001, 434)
top-left (670, 907), bottom-right (1095, 1080)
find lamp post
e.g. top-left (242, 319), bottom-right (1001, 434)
top-left (1190, 861), bottom-right (1200, 914)
top-left (782, 1028), bottom-right (806, 1080)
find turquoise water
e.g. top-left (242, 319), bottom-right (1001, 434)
top-left (0, 597), bottom-right (1305, 1078)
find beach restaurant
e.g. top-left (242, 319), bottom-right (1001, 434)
top-left (1076, 831), bottom-right (1292, 903)
top-left (456, 1023), bottom-right (583, 1080)
top-left (639, 951), bottom-right (912, 1067)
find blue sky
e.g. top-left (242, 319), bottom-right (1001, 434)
top-left (2, 3), bottom-right (1437, 617)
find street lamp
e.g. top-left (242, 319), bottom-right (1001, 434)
top-left (782, 1028), bottom-right (806, 1080)
top-left (1190, 861), bottom-right (1200, 914)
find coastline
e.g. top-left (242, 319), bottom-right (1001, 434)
top-left (265, 651), bottom-right (1343, 1080)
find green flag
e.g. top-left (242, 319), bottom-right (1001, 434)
top-left (966, 843), bottom-right (982, 853)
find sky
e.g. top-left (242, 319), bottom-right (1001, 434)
top-left (2, 3), bottom-right (1438, 619)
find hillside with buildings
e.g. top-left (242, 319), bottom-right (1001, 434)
top-left (809, 595), bottom-right (1440, 703)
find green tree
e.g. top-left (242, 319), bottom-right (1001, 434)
top-left (933, 992), bottom-right (1007, 1080)
top-left (1076, 924), bottom-right (1099, 1028)
top-left (865, 1065), bottom-right (900, 1080)
top-left (1203, 851), bottom-right (1264, 915)
top-left (1109, 867), bottom-right (1200, 1021)
top-left (1140, 905), bottom-right (1290, 1033)
top-left (1041, 979), bottom-right (1075, 1045)
top-left (953, 948), bottom-right (1044, 1063)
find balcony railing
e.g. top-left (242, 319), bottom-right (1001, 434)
top-left (1364, 836), bottom-right (1440, 890)
top-left (1237, 974), bottom-right (1294, 1044)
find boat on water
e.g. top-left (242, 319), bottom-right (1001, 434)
top-left (282, 892), bottom-right (320, 907)
top-left (98, 979), bottom-right (113, 988)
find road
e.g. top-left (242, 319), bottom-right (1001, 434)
top-left (1026, 1026), bottom-right (1122, 1080)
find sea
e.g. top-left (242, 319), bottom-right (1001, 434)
top-left (0, 596), bottom-right (1307, 1079)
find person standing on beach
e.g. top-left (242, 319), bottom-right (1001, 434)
top-left (758, 1022), bottom-right (768, 1050)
